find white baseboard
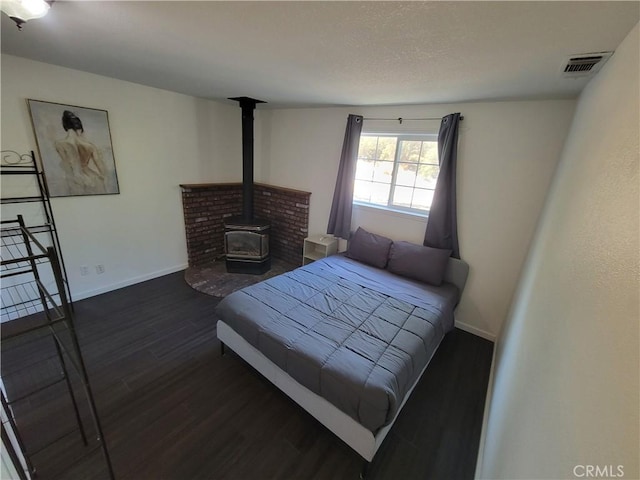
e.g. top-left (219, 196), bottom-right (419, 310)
top-left (455, 320), bottom-right (496, 342)
top-left (72, 263), bottom-right (188, 301)
top-left (1, 264), bottom-right (187, 324)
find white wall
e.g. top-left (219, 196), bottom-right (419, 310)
top-left (0, 56), bottom-right (575, 338)
top-left (478, 23), bottom-right (639, 479)
top-left (257, 100), bottom-right (576, 338)
top-left (1, 54), bottom-right (241, 301)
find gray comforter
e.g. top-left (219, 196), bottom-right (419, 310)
top-left (215, 254), bottom-right (458, 433)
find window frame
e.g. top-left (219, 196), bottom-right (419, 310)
top-left (354, 133), bottom-right (439, 216)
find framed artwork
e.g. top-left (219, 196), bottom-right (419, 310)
top-left (27, 99), bottom-right (120, 197)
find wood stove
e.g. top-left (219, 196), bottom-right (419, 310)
top-left (224, 96), bottom-right (271, 275)
top-left (224, 217), bottom-right (271, 274)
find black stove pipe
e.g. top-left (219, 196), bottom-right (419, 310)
top-left (229, 96), bottom-right (266, 220)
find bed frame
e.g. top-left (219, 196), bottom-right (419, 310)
top-left (217, 257), bottom-right (469, 466)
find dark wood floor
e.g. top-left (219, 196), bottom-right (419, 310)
top-left (1, 271), bottom-right (493, 480)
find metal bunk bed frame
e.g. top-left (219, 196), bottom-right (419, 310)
top-left (1, 216), bottom-right (114, 478)
top-left (1, 150), bottom-right (73, 310)
top-left (1, 150), bottom-right (114, 478)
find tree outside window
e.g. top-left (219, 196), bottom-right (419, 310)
top-left (354, 134), bottom-right (438, 214)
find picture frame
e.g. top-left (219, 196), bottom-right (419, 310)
top-left (27, 99), bottom-right (120, 197)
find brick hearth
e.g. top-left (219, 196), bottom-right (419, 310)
top-left (180, 183), bottom-right (311, 267)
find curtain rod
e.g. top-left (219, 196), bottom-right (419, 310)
top-left (362, 115), bottom-right (464, 124)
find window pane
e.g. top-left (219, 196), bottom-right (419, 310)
top-left (416, 164), bottom-right (439, 189)
top-left (354, 135), bottom-right (438, 214)
top-left (373, 161), bottom-right (393, 183)
top-left (392, 186), bottom-right (413, 208)
top-left (396, 163), bottom-right (417, 187)
top-left (376, 137), bottom-right (397, 160)
top-left (355, 159), bottom-right (374, 181)
top-left (411, 188), bottom-right (434, 210)
top-left (399, 140), bottom-right (421, 163)
top-left (419, 141), bottom-right (438, 165)
top-left (354, 179), bottom-right (372, 202)
top-left (358, 136), bottom-right (378, 160)
top-left (370, 182), bottom-right (391, 205)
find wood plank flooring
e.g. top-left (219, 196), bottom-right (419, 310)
top-left (1, 271), bottom-right (493, 480)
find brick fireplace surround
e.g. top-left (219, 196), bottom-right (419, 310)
top-left (180, 183), bottom-right (311, 267)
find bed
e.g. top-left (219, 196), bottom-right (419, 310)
top-left (215, 234), bottom-right (468, 465)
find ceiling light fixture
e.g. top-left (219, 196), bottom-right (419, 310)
top-left (1, 0), bottom-right (51, 30)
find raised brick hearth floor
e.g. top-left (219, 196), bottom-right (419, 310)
top-left (184, 257), bottom-right (297, 298)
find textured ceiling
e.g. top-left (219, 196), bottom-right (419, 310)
top-left (1, 1), bottom-right (638, 107)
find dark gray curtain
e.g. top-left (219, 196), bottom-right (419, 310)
top-left (424, 113), bottom-right (461, 258)
top-left (327, 114), bottom-right (363, 239)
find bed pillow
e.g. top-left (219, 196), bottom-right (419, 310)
top-left (387, 241), bottom-right (451, 286)
top-left (346, 227), bottom-right (393, 269)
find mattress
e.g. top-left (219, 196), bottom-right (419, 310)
top-left (215, 254), bottom-right (459, 433)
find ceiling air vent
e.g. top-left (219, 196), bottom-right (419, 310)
top-left (562, 52), bottom-right (613, 78)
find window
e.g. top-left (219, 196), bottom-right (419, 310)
top-left (354, 134), bottom-right (439, 214)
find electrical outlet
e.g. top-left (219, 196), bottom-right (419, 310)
top-left (95, 264), bottom-right (105, 275)
top-left (80, 266), bottom-right (89, 276)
